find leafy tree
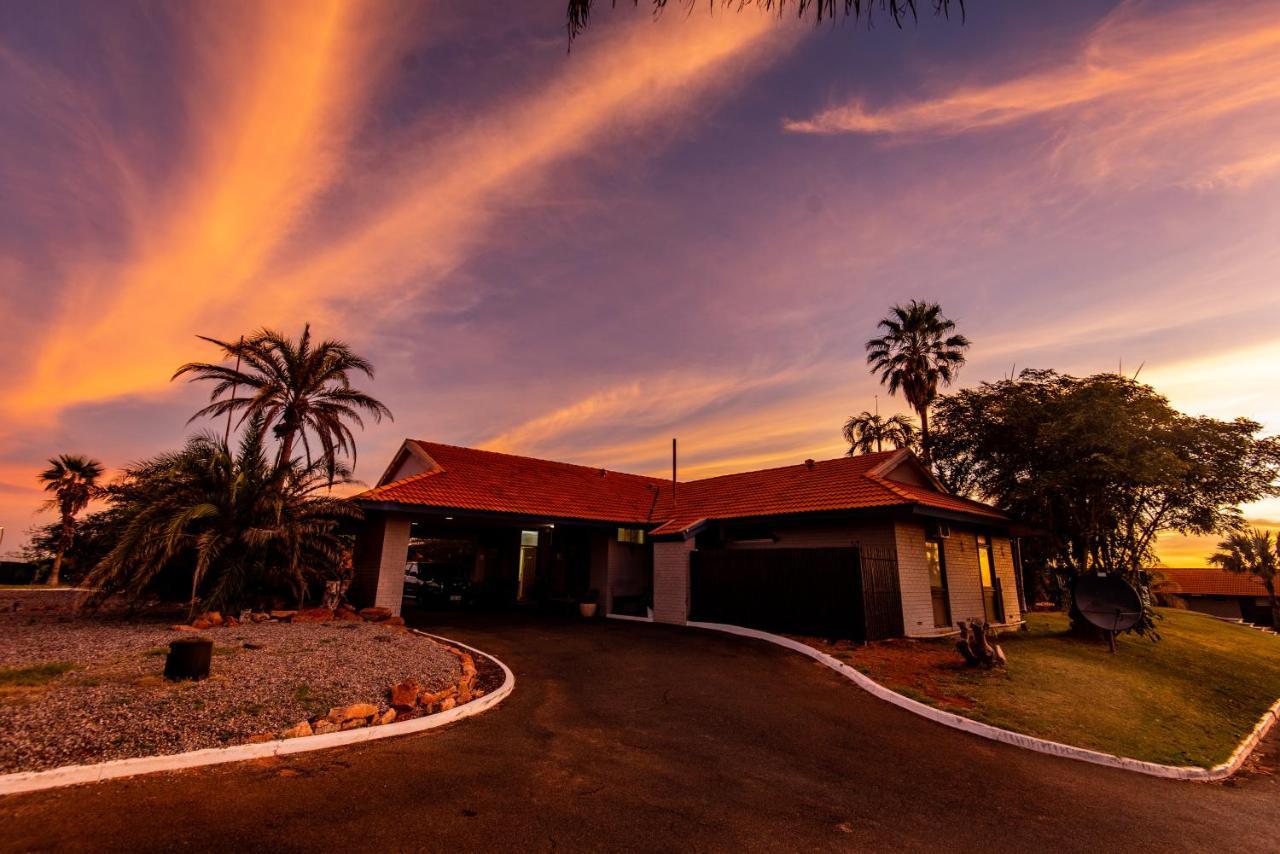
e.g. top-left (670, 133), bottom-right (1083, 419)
top-left (85, 415), bottom-right (359, 618)
top-left (36, 454), bottom-right (104, 586)
top-left (843, 411), bottom-right (917, 455)
top-left (1210, 529), bottom-right (1280, 628)
top-left (567, 0), bottom-right (964, 41)
top-left (930, 369), bottom-right (1280, 636)
top-left (865, 300), bottom-right (969, 463)
top-left (173, 325), bottom-right (392, 480)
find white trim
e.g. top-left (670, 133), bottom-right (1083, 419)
top-left (687, 620), bottom-right (1279, 782)
top-left (607, 613), bottom-right (653, 623)
top-left (0, 631), bottom-right (513, 797)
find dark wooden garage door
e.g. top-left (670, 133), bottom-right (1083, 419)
top-left (689, 547), bottom-right (865, 640)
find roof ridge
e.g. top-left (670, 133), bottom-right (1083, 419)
top-left (683, 451), bottom-right (896, 486)
top-left (414, 439), bottom-right (669, 485)
top-left (355, 466), bottom-right (444, 500)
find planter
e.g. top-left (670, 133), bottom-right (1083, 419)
top-left (579, 602), bottom-right (599, 618)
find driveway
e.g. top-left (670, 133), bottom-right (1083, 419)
top-left (4, 613), bottom-right (1278, 852)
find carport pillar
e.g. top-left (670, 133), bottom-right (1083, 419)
top-left (652, 538), bottom-right (694, 625)
top-left (351, 512), bottom-right (411, 615)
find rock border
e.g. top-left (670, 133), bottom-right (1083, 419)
top-left (687, 619), bottom-right (1280, 782)
top-left (0, 631), bottom-right (513, 797)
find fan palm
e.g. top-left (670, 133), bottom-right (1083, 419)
top-left (865, 300), bottom-right (970, 463)
top-left (37, 454), bottom-right (104, 586)
top-left (173, 324), bottom-right (392, 478)
top-left (86, 416), bottom-right (359, 618)
top-left (1209, 528), bottom-right (1280, 628)
top-left (843, 411), bottom-right (917, 455)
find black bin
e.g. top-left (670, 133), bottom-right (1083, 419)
top-left (164, 637), bottom-right (213, 681)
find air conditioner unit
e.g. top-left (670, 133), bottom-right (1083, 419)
top-left (932, 522), bottom-right (952, 539)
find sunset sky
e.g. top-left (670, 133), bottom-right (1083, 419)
top-left (2, 0), bottom-right (1279, 563)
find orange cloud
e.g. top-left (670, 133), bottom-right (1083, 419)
top-left (786, 0), bottom-right (1280, 187)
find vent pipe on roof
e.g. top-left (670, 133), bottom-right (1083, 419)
top-left (672, 438), bottom-right (678, 508)
top-left (805, 458), bottom-right (815, 469)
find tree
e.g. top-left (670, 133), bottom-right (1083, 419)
top-left (36, 454), bottom-right (104, 586)
top-left (865, 300), bottom-right (969, 463)
top-left (843, 411), bottom-right (917, 455)
top-left (567, 0), bottom-right (964, 41)
top-left (929, 369), bottom-right (1280, 636)
top-left (85, 416), bottom-right (359, 618)
top-left (1210, 529), bottom-right (1280, 628)
top-left (173, 325), bottom-right (392, 479)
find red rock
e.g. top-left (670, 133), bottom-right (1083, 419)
top-left (223, 616), bottom-right (240, 628)
top-left (280, 721), bottom-right (313, 739)
top-left (378, 708), bottom-right (397, 725)
top-left (246, 732), bottom-right (276, 744)
top-left (339, 717), bottom-right (367, 731)
top-left (389, 679), bottom-right (420, 711)
top-left (205, 611), bottom-right (223, 626)
top-left (191, 618), bottom-right (212, 630)
top-left (269, 610), bottom-right (297, 621)
top-left (291, 607), bottom-right (333, 624)
top-left (385, 616), bottom-right (405, 627)
top-left (171, 624), bottom-right (199, 632)
top-left (359, 606), bottom-right (393, 622)
top-left (438, 696), bottom-right (457, 712)
top-left (313, 720), bottom-right (337, 735)
top-left (338, 702), bottom-right (377, 721)
top-left (334, 607), bottom-right (362, 622)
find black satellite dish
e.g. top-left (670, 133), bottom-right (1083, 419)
top-left (1074, 572), bottom-right (1143, 653)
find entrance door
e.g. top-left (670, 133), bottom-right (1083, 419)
top-left (925, 539), bottom-right (951, 628)
top-left (976, 534), bottom-right (1004, 623)
top-left (517, 530), bottom-right (538, 602)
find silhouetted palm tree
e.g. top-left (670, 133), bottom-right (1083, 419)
top-left (173, 325), bottom-right (392, 478)
top-left (865, 300), bottom-right (969, 463)
top-left (1210, 528), bottom-right (1280, 628)
top-left (566, 0), bottom-right (962, 41)
top-left (842, 411), bottom-right (917, 455)
top-left (37, 454), bottom-right (104, 586)
top-left (87, 416), bottom-right (359, 618)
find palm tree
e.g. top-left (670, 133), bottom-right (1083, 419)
top-left (173, 325), bottom-right (392, 478)
top-left (1209, 528), bottom-right (1280, 628)
top-left (865, 300), bottom-right (970, 463)
top-left (37, 454), bottom-right (104, 586)
top-left (843, 411), bottom-right (917, 455)
top-left (567, 0), bottom-right (962, 41)
top-left (86, 416), bottom-right (359, 618)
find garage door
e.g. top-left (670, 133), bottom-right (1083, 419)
top-left (689, 547), bottom-right (865, 639)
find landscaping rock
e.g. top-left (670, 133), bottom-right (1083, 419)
top-left (339, 717), bottom-right (367, 731)
top-left (246, 733), bottom-right (276, 744)
top-left (224, 616), bottom-right (240, 628)
top-left (280, 720), bottom-right (313, 739)
top-left (378, 708), bottom-right (397, 725)
top-left (438, 696), bottom-right (456, 712)
top-left (389, 679), bottom-right (420, 711)
top-left (291, 608), bottom-right (333, 624)
top-left (205, 611), bottom-right (223, 627)
top-left (359, 606), bottom-right (393, 622)
top-left (191, 618), bottom-right (212, 630)
top-left (386, 616), bottom-right (405, 627)
top-left (170, 624), bottom-right (199, 633)
top-left (336, 702), bottom-right (378, 722)
top-left (269, 610), bottom-right (297, 621)
top-left (313, 719), bottom-right (337, 735)
top-left (334, 607), bottom-right (362, 622)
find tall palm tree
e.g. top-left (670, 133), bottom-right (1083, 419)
top-left (1209, 528), bottom-right (1280, 628)
top-left (843, 411), bottom-right (917, 455)
top-left (173, 325), bottom-right (392, 478)
top-left (37, 454), bottom-right (104, 586)
top-left (87, 416), bottom-right (359, 618)
top-left (865, 300), bottom-right (970, 463)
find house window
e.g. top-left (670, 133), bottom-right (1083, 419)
top-left (618, 528), bottom-right (645, 545)
top-left (925, 539), bottom-right (950, 628)
top-left (977, 534), bottom-right (1004, 622)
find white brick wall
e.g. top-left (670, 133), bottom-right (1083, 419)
top-left (944, 531), bottom-right (986, 626)
top-left (893, 522), bottom-right (939, 637)
top-left (992, 536), bottom-right (1023, 624)
top-left (652, 539), bottom-right (694, 625)
top-left (351, 514), bottom-right (411, 616)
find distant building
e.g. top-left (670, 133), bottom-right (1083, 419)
top-left (1157, 567), bottom-right (1274, 626)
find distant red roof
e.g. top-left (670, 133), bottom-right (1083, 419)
top-left (354, 441), bottom-right (1009, 535)
top-left (1158, 567), bottom-right (1271, 598)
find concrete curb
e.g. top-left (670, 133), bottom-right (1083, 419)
top-left (0, 630), bottom-right (514, 797)
top-left (688, 620), bottom-right (1279, 782)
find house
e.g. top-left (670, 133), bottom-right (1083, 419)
top-left (351, 440), bottom-right (1026, 640)
top-left (1156, 567), bottom-right (1275, 626)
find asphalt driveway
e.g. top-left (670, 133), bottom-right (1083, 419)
top-left (4, 613), bottom-right (1278, 852)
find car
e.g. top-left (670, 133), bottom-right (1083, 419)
top-left (404, 561), bottom-right (476, 608)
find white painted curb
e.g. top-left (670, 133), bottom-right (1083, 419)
top-left (687, 620), bottom-right (1280, 782)
top-left (0, 630), bottom-right (514, 797)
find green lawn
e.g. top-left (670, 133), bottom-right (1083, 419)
top-left (828, 609), bottom-right (1280, 768)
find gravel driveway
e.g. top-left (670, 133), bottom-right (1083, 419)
top-left (0, 616), bottom-right (461, 773)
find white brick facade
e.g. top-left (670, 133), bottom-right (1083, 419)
top-left (351, 513), bottom-right (411, 615)
top-left (652, 539), bottom-right (695, 624)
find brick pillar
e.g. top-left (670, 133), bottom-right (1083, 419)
top-left (351, 513), bottom-right (411, 615)
top-left (652, 538), bottom-right (694, 625)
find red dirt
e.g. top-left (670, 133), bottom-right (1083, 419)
top-left (790, 635), bottom-right (982, 711)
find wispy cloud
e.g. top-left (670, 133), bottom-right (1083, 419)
top-left (785, 1), bottom-right (1280, 187)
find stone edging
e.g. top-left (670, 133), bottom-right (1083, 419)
top-left (0, 631), bottom-right (514, 797)
top-left (687, 620), bottom-right (1280, 782)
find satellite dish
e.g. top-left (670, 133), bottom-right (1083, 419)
top-left (1074, 572), bottom-right (1143, 651)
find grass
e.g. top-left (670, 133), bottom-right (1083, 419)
top-left (0, 662), bottom-right (77, 687)
top-left (813, 609), bottom-right (1280, 768)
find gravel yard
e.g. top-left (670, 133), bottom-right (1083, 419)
top-left (0, 615), bottom-right (464, 773)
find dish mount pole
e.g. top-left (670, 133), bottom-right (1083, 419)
top-left (672, 438), bottom-right (677, 508)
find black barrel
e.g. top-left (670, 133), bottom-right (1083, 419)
top-left (164, 637), bottom-right (213, 681)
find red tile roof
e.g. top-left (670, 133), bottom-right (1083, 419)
top-left (1158, 567), bottom-right (1271, 597)
top-left (354, 441), bottom-right (1009, 534)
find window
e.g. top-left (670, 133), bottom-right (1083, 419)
top-left (617, 528), bottom-right (645, 545)
top-left (925, 539), bottom-right (950, 628)
top-left (977, 534), bottom-right (1003, 622)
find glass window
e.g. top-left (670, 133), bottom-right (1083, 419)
top-left (925, 541), bottom-right (944, 589)
top-left (520, 530), bottom-right (539, 547)
top-left (617, 528), bottom-right (645, 544)
top-left (977, 534), bottom-right (994, 588)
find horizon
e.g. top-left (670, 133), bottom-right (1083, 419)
top-left (3, 0), bottom-right (1279, 565)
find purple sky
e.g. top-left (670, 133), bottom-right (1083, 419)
top-left (3, 0), bottom-right (1279, 563)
